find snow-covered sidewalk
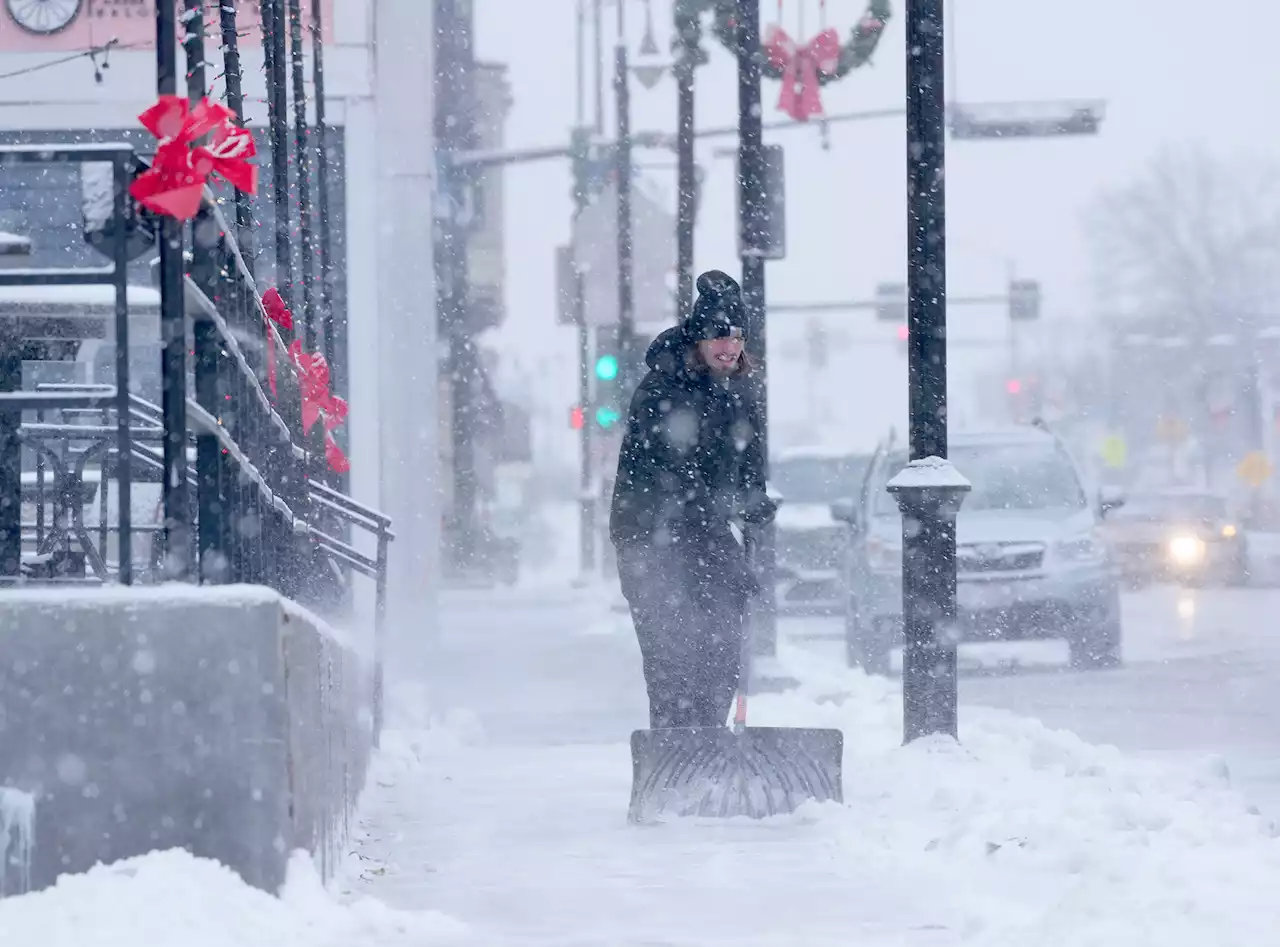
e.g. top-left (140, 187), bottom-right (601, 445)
top-left (5, 587), bottom-right (1280, 946)
top-left (338, 591), bottom-right (1280, 946)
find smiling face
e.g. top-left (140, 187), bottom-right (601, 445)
top-left (697, 336), bottom-right (745, 376)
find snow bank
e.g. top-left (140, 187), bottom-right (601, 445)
top-left (0, 849), bottom-right (470, 947)
top-left (749, 645), bottom-right (1280, 946)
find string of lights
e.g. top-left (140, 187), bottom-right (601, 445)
top-left (0, 38), bottom-right (135, 84)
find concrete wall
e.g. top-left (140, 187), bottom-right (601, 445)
top-left (0, 585), bottom-right (372, 896)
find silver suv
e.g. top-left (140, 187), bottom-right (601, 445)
top-left (831, 425), bottom-right (1124, 674)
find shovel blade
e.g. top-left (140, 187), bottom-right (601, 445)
top-left (628, 726), bottom-right (844, 823)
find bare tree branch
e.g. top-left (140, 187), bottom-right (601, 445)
top-left (1086, 145), bottom-right (1280, 333)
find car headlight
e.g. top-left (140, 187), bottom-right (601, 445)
top-left (867, 536), bottom-right (902, 574)
top-left (1221, 523), bottom-right (1238, 539)
top-left (1167, 533), bottom-right (1206, 566)
top-left (1055, 532), bottom-right (1106, 565)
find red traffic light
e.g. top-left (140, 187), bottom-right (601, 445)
top-left (569, 405), bottom-right (585, 430)
top-left (896, 324), bottom-right (909, 341)
top-left (1006, 378), bottom-right (1023, 395)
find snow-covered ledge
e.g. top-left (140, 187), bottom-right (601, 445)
top-left (886, 455), bottom-right (973, 491)
top-left (0, 584), bottom-right (373, 897)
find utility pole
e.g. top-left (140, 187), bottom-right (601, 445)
top-left (614, 1), bottom-right (636, 394)
top-left (890, 0), bottom-right (970, 742)
top-left (735, 0), bottom-right (778, 658)
top-left (574, 1), bottom-right (596, 576)
top-left (436, 0), bottom-right (478, 576)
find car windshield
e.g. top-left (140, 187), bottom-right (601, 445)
top-left (871, 443), bottom-right (1086, 515)
top-left (772, 454), bottom-right (869, 504)
top-left (1116, 494), bottom-right (1228, 522)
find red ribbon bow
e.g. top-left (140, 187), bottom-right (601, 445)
top-left (288, 340), bottom-right (351, 474)
top-left (129, 96), bottom-right (258, 221)
top-left (260, 288), bottom-right (294, 398)
top-left (764, 26), bottom-right (842, 122)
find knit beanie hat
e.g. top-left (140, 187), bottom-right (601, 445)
top-left (683, 270), bottom-right (747, 342)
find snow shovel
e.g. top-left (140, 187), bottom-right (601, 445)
top-left (626, 529), bottom-right (844, 823)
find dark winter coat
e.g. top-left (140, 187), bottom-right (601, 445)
top-left (609, 326), bottom-right (768, 606)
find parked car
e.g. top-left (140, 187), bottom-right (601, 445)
top-left (832, 425), bottom-right (1124, 674)
top-left (771, 447), bottom-right (871, 615)
top-left (1100, 488), bottom-right (1246, 587)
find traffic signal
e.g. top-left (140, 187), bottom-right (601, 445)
top-left (569, 405), bottom-right (585, 430)
top-left (875, 282), bottom-right (907, 322)
top-left (570, 128), bottom-right (616, 205)
top-left (592, 331), bottom-right (624, 430)
top-left (1008, 279), bottom-right (1041, 321)
top-left (594, 353), bottom-right (619, 381)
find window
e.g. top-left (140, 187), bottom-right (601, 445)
top-left (771, 454), bottom-right (870, 504)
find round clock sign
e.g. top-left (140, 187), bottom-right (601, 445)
top-left (5, 0), bottom-right (83, 35)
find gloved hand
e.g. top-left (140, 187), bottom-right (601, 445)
top-left (741, 494), bottom-right (778, 526)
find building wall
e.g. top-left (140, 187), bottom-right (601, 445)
top-left (0, 0), bottom-right (411, 618)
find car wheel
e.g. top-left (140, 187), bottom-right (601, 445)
top-left (846, 614), bottom-right (893, 676)
top-left (1069, 615), bottom-right (1122, 670)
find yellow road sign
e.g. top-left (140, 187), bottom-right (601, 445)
top-left (1100, 435), bottom-right (1127, 469)
top-left (1237, 451), bottom-right (1273, 488)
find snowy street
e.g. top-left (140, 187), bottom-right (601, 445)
top-left (341, 583), bottom-right (1280, 946)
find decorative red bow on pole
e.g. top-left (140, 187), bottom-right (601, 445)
top-left (288, 340), bottom-right (351, 474)
top-left (129, 95), bottom-right (258, 221)
top-left (260, 288), bottom-right (294, 399)
top-left (763, 25), bottom-right (842, 122)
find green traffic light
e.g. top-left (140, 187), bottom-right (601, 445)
top-left (595, 406), bottom-right (622, 428)
top-left (595, 354), bottom-right (619, 381)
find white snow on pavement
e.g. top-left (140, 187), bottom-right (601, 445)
top-left (0, 849), bottom-right (470, 947)
top-left (347, 644), bottom-right (1280, 947)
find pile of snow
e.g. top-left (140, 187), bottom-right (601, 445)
top-left (0, 849), bottom-right (470, 947)
top-left (748, 645), bottom-right (1280, 945)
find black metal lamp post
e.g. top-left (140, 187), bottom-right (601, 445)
top-left (673, 4), bottom-right (698, 313)
top-left (893, 0), bottom-right (969, 741)
top-left (735, 0), bottom-right (778, 659)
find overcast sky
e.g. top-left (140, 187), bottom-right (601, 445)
top-left (475, 0), bottom-right (1280, 456)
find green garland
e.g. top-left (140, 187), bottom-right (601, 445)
top-left (674, 0), bottom-right (892, 83)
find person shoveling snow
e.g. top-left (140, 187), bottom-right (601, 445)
top-left (609, 270), bottom-right (842, 821)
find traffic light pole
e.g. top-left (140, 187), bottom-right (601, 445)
top-left (574, 1), bottom-right (596, 577)
top-left (614, 7), bottom-right (636, 396)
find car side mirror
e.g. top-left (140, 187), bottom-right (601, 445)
top-left (830, 497), bottom-right (859, 528)
top-left (1098, 486), bottom-right (1125, 517)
